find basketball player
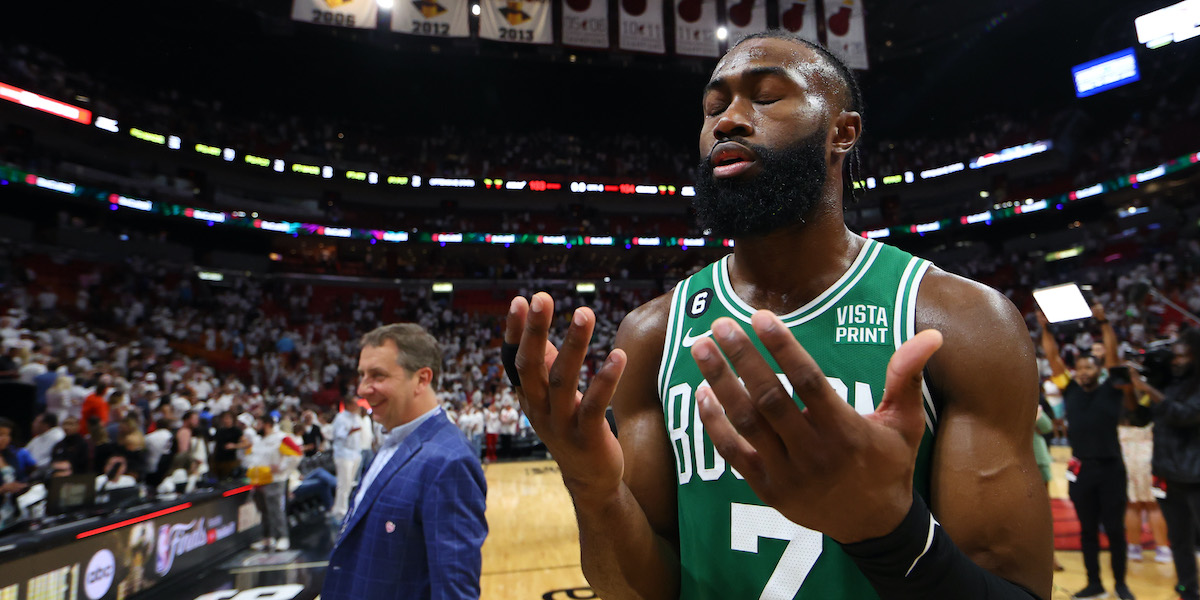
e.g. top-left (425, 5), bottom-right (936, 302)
top-left (503, 31), bottom-right (1052, 600)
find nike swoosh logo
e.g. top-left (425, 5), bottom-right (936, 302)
top-left (682, 328), bottom-right (713, 348)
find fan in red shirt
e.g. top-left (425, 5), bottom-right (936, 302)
top-left (80, 384), bottom-right (110, 436)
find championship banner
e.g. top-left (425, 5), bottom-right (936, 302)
top-left (823, 0), bottom-right (868, 69)
top-left (392, 0), bottom-right (471, 38)
top-left (619, 0), bottom-right (665, 54)
top-left (723, 0), bottom-right (767, 44)
top-left (478, 0), bottom-right (553, 44)
top-left (562, 0), bottom-right (610, 48)
top-left (777, 0), bottom-right (818, 44)
top-left (674, 0), bottom-right (719, 57)
top-left (291, 0), bottom-right (379, 29)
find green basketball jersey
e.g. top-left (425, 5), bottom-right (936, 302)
top-left (657, 238), bottom-right (937, 600)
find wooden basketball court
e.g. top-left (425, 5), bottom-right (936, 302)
top-left (480, 450), bottom-right (1184, 599)
top-left (481, 461), bottom-right (589, 600)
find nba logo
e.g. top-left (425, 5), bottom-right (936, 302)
top-left (155, 525), bottom-right (171, 574)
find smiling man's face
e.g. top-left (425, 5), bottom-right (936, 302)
top-left (356, 340), bottom-right (423, 430)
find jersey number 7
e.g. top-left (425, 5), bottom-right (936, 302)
top-left (731, 503), bottom-right (824, 600)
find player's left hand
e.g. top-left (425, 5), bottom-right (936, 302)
top-left (690, 310), bottom-right (943, 544)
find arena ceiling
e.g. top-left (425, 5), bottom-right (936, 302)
top-left (2, 0), bottom-right (1190, 142)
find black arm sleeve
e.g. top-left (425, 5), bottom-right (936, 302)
top-left (839, 490), bottom-right (1042, 600)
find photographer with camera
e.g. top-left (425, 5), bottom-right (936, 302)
top-left (1129, 329), bottom-right (1200, 600)
top-left (1039, 303), bottom-right (1133, 599)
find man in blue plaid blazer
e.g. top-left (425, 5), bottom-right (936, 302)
top-left (323, 324), bottom-right (488, 600)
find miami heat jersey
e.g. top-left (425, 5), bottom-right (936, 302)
top-left (657, 238), bottom-right (938, 600)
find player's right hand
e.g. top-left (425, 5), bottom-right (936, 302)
top-left (506, 292), bottom-right (627, 500)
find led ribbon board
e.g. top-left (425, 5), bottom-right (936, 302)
top-left (0, 81), bottom-right (92, 124)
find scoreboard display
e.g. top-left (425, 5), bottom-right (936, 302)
top-left (1072, 48), bottom-right (1140, 98)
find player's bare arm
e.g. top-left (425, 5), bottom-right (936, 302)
top-left (506, 292), bottom-right (680, 600)
top-left (917, 268), bottom-right (1054, 598)
top-left (1036, 309), bottom-right (1069, 385)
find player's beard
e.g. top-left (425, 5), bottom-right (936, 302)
top-left (692, 130), bottom-right (828, 238)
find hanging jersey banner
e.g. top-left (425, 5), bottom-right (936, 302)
top-left (392, 0), bottom-right (471, 38)
top-left (479, 0), bottom-right (553, 44)
top-left (674, 0), bottom-right (719, 57)
top-left (291, 0), bottom-right (379, 29)
top-left (777, 0), bottom-right (818, 44)
top-left (723, 0), bottom-right (767, 44)
top-left (563, 0), bottom-right (610, 48)
top-left (619, 0), bottom-right (666, 54)
top-left (823, 0), bottom-right (868, 69)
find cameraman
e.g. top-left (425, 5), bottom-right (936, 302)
top-left (1039, 304), bottom-right (1133, 599)
top-left (1132, 329), bottom-right (1200, 600)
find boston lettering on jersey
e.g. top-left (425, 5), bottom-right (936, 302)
top-left (656, 238), bottom-right (938, 600)
top-left (668, 374), bottom-right (878, 485)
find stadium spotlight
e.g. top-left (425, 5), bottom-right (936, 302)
top-left (377, 0), bottom-right (394, 8)
top-left (472, 4), bottom-right (481, 15)
top-left (716, 26), bottom-right (728, 41)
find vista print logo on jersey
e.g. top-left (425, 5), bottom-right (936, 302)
top-left (833, 304), bottom-right (889, 345)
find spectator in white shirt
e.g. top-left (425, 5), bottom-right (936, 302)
top-left (357, 409), bottom-right (377, 453)
top-left (45, 375), bottom-right (75, 421)
top-left (331, 402), bottom-right (363, 520)
top-left (499, 402), bottom-right (519, 459)
top-left (25, 413), bottom-right (64, 468)
top-left (246, 414), bottom-right (301, 552)
top-left (484, 403), bottom-right (501, 463)
top-left (18, 355), bottom-right (47, 385)
top-left (170, 388), bottom-right (195, 419)
top-left (95, 455), bottom-right (137, 491)
top-left (143, 418), bottom-right (174, 478)
top-left (456, 405), bottom-right (484, 462)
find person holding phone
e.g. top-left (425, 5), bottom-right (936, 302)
top-left (1039, 304), bottom-right (1134, 600)
top-left (1128, 329), bottom-right (1200, 600)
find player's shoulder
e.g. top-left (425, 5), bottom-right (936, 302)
top-left (916, 266), bottom-right (1025, 336)
top-left (615, 291), bottom-right (674, 349)
top-left (916, 267), bottom-right (1037, 408)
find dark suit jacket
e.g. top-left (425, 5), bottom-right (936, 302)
top-left (323, 413), bottom-right (488, 599)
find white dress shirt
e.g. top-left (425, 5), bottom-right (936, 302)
top-left (349, 407), bottom-right (441, 518)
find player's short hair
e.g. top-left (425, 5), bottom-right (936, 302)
top-left (727, 29), bottom-right (866, 202)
